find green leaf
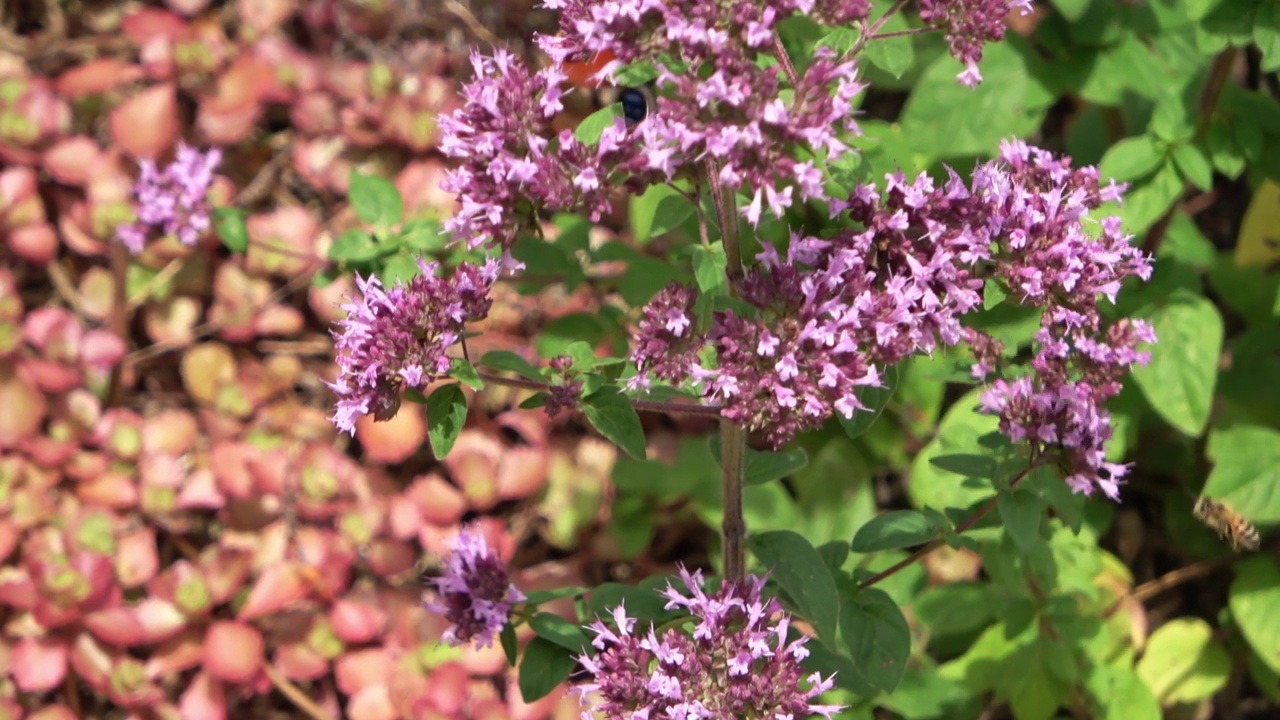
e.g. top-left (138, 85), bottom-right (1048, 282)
top-left (1230, 556), bottom-right (1280, 676)
top-left (328, 229), bottom-right (379, 263)
top-left (449, 357), bottom-right (484, 390)
top-left (1172, 143), bottom-right (1214, 191)
top-left (1135, 617), bottom-right (1230, 704)
top-left (523, 587), bottom-right (586, 607)
top-left (1203, 425), bottom-right (1280, 522)
top-left (511, 235), bottom-right (580, 283)
top-left (709, 439), bottom-right (809, 486)
top-left (581, 387), bottom-right (646, 459)
top-left (500, 624), bottom-right (518, 666)
top-left (806, 639), bottom-right (877, 697)
top-left (615, 256), bottom-right (684, 307)
top-left (907, 387), bottom-right (1001, 512)
top-left (840, 588), bottom-right (911, 695)
top-left (348, 171), bottom-right (404, 228)
top-left (586, 583), bottom-right (669, 622)
top-left (1050, 0), bottom-right (1093, 22)
top-left (748, 530), bottom-right (840, 642)
top-left (839, 364), bottom-right (899, 439)
top-left (631, 185), bottom-right (696, 244)
top-left (1099, 135), bottom-right (1165, 181)
top-left (997, 488), bottom-right (1044, 553)
top-left (479, 351), bottom-right (543, 383)
top-left (1130, 290), bottom-right (1224, 437)
top-left (535, 313), bottom-right (609, 358)
top-left (518, 637), bottom-right (576, 702)
top-left (913, 582), bottom-right (997, 638)
top-left (574, 104), bottom-right (625, 145)
top-left (212, 207), bottom-right (249, 254)
top-left (1006, 639), bottom-right (1069, 720)
top-left (929, 453), bottom-right (999, 480)
top-left (398, 217), bottom-right (446, 252)
top-left (851, 510), bottom-right (938, 552)
top-left (1024, 465), bottom-right (1086, 534)
top-left (690, 244), bottom-right (727, 294)
top-left (1088, 665), bottom-right (1161, 720)
top-left (899, 40), bottom-right (1054, 160)
top-left (529, 613), bottom-right (591, 654)
top-left (425, 384), bottom-right (467, 458)
top-left (380, 253), bottom-right (420, 285)
top-left (861, 11), bottom-right (914, 79)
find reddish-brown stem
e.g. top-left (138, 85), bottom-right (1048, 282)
top-left (472, 369), bottom-right (725, 418)
top-left (772, 32), bottom-right (800, 88)
top-left (847, 0), bottom-right (911, 60)
top-left (868, 28), bottom-right (933, 41)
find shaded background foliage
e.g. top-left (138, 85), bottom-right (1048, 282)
top-left (0, 0), bottom-right (1278, 719)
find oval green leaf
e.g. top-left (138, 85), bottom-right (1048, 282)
top-left (748, 530), bottom-right (840, 642)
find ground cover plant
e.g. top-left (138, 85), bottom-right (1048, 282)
top-left (0, 0), bottom-right (1279, 718)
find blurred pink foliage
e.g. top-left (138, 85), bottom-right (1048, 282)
top-left (0, 1), bottom-right (607, 718)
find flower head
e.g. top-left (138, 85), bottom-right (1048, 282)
top-left (918, 0), bottom-right (1034, 87)
top-left (575, 565), bottom-right (842, 720)
top-left (428, 526), bottom-right (525, 649)
top-left (628, 142), bottom-right (1155, 496)
top-left (327, 258), bottom-right (499, 434)
top-left (439, 49), bottom-right (647, 258)
top-left (115, 142), bottom-right (221, 254)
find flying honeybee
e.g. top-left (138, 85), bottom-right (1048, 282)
top-left (1192, 496), bottom-right (1260, 552)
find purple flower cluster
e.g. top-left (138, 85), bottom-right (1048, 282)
top-left (428, 526), bottom-right (525, 649)
top-left (115, 142), bottom-right (222, 254)
top-left (972, 140), bottom-right (1155, 498)
top-left (540, 0), bottom-right (867, 225)
top-left (327, 257), bottom-right (499, 434)
top-left (632, 169), bottom-right (990, 447)
top-left (439, 49), bottom-right (646, 263)
top-left (918, 0), bottom-right (1034, 87)
top-left (630, 142), bottom-right (1155, 494)
top-left (575, 566), bottom-right (842, 720)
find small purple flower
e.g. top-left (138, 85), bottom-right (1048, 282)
top-left (575, 565), bottom-right (843, 720)
top-left (327, 258), bottom-right (499, 434)
top-left (115, 142), bottom-right (222, 254)
top-left (428, 526), bottom-right (525, 649)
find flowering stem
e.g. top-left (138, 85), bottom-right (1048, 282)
top-left (702, 158), bottom-right (748, 582)
top-left (857, 464), bottom-right (1038, 591)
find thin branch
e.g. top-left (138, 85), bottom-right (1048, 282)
top-left (1102, 556), bottom-right (1232, 619)
top-left (858, 464), bottom-right (1037, 591)
top-left (263, 664), bottom-right (335, 720)
top-left (472, 369), bottom-right (725, 418)
top-left (124, 265), bottom-right (322, 364)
